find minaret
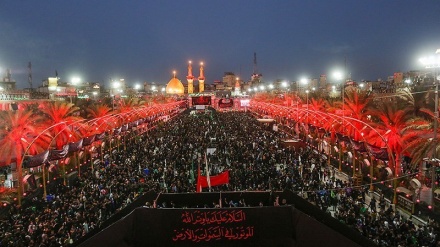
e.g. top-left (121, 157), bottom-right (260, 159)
top-left (186, 61), bottom-right (194, 94)
top-left (234, 77), bottom-right (241, 95)
top-left (198, 62), bottom-right (205, 93)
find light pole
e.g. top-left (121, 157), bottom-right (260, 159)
top-left (420, 49), bottom-right (440, 209)
top-left (111, 80), bottom-right (121, 111)
top-left (333, 71), bottom-right (344, 131)
top-left (71, 77), bottom-right (81, 103)
top-left (305, 89), bottom-right (310, 136)
top-left (299, 78), bottom-right (309, 139)
top-left (134, 84), bottom-right (141, 96)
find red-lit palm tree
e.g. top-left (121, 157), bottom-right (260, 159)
top-left (399, 85), bottom-right (439, 166)
top-left (0, 109), bottom-right (51, 205)
top-left (334, 88), bottom-right (374, 176)
top-left (307, 98), bottom-right (329, 133)
top-left (368, 101), bottom-right (413, 203)
top-left (342, 87), bottom-right (374, 140)
top-left (402, 117), bottom-right (436, 167)
top-left (86, 103), bottom-right (113, 134)
top-left (39, 101), bottom-right (84, 149)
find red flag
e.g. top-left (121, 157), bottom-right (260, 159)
top-left (196, 170), bottom-right (229, 192)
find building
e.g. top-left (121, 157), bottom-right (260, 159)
top-left (393, 72), bottom-right (404, 88)
top-left (165, 71), bottom-right (184, 95)
top-left (0, 69), bottom-right (16, 91)
top-left (319, 75), bottom-right (327, 90)
top-left (222, 72), bottom-right (236, 89)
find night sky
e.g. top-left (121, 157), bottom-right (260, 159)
top-left (1, 1), bottom-right (439, 89)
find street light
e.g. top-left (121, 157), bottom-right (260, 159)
top-left (420, 49), bottom-right (440, 209)
top-left (70, 77), bottom-right (81, 103)
top-left (111, 81), bottom-right (121, 111)
top-left (71, 77), bottom-right (81, 85)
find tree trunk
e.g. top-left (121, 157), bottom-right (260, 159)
top-left (16, 146), bottom-right (23, 206)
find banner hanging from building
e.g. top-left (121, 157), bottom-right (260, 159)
top-left (192, 96), bottom-right (212, 105)
top-left (218, 98), bottom-right (233, 108)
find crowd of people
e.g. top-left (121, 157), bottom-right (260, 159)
top-left (0, 108), bottom-right (439, 246)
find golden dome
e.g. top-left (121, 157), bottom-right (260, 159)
top-left (166, 77), bottom-right (184, 95)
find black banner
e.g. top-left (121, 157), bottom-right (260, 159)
top-left (218, 98), bottom-right (234, 108)
top-left (78, 191), bottom-right (371, 247)
top-left (192, 96), bottom-right (212, 106)
top-left (133, 207), bottom-right (294, 246)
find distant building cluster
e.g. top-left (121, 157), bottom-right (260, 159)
top-left (0, 60), bottom-right (437, 110)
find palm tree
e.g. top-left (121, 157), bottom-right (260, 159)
top-left (336, 87), bottom-right (374, 177)
top-left (39, 101), bottom-right (84, 149)
top-left (39, 101), bottom-right (85, 185)
top-left (397, 85), bottom-right (432, 120)
top-left (368, 101), bottom-right (413, 203)
top-left (0, 110), bottom-right (50, 205)
top-left (403, 118), bottom-right (436, 168)
top-left (343, 87), bottom-right (374, 140)
top-left (86, 104), bottom-right (113, 133)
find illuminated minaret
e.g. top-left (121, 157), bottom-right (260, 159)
top-left (198, 62), bottom-right (205, 93)
top-left (186, 61), bottom-right (194, 94)
top-left (234, 77), bottom-right (241, 95)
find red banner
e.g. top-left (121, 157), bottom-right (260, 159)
top-left (218, 98), bottom-right (233, 108)
top-left (197, 170), bottom-right (229, 192)
top-left (192, 96), bottom-right (211, 105)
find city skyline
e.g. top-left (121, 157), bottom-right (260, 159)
top-left (0, 1), bottom-right (439, 88)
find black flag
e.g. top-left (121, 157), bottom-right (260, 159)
top-left (55, 70), bottom-right (58, 78)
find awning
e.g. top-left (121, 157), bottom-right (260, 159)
top-left (257, 119), bottom-right (274, 123)
top-left (396, 187), bottom-right (414, 196)
top-left (283, 139), bottom-right (301, 143)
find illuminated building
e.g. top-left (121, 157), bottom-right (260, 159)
top-left (166, 71), bottom-right (184, 95)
